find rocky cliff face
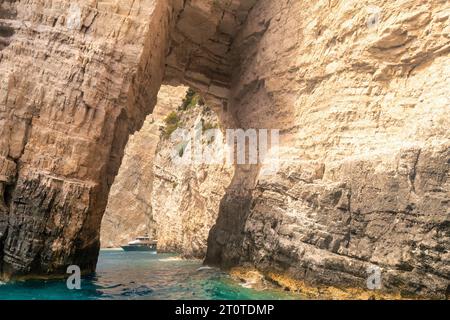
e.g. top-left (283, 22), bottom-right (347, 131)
top-left (151, 99), bottom-right (234, 258)
top-left (0, 0), bottom-right (175, 278)
top-left (0, 0), bottom-right (448, 298)
top-left (205, 0), bottom-right (450, 298)
top-left (100, 85), bottom-right (187, 248)
top-left (0, 0), bottom-right (256, 279)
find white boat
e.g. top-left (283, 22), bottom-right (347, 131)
top-left (121, 236), bottom-right (157, 252)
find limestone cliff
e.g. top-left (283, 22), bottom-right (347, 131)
top-left (100, 85), bottom-right (187, 248)
top-left (100, 86), bottom-right (232, 254)
top-left (205, 0), bottom-right (450, 298)
top-left (151, 100), bottom-right (234, 258)
top-left (0, 0), bottom-right (448, 299)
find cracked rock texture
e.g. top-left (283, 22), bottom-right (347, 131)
top-left (100, 85), bottom-right (187, 248)
top-left (0, 0), bottom-right (448, 298)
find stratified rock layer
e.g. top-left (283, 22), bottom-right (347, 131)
top-left (100, 85), bottom-right (187, 248)
top-left (0, 0), bottom-right (257, 279)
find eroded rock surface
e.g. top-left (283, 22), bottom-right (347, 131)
top-left (205, 0), bottom-right (450, 298)
top-left (0, 0), bottom-right (174, 278)
top-left (0, 0), bottom-right (448, 298)
top-left (151, 100), bottom-right (234, 258)
top-left (0, 0), bottom-right (251, 279)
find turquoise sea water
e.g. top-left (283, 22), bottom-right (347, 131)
top-left (0, 250), bottom-right (298, 300)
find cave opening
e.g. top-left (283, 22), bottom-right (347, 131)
top-left (100, 85), bottom-right (234, 261)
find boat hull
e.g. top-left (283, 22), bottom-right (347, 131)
top-left (121, 245), bottom-right (157, 252)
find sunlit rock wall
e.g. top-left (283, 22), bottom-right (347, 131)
top-left (151, 100), bottom-right (234, 258)
top-left (0, 0), bottom-right (448, 298)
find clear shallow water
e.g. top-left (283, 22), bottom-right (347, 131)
top-left (0, 250), bottom-right (298, 300)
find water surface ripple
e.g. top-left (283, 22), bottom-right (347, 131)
top-left (0, 250), bottom-right (299, 300)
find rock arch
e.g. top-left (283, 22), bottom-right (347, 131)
top-left (0, 0), bottom-right (449, 299)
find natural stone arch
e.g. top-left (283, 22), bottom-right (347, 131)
top-left (0, 0), bottom-right (258, 279)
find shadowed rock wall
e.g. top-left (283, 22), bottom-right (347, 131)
top-left (0, 0), bottom-right (173, 278)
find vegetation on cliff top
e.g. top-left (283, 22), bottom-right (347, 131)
top-left (179, 88), bottom-right (204, 111)
top-left (163, 88), bottom-right (209, 138)
top-left (162, 111), bottom-right (180, 138)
